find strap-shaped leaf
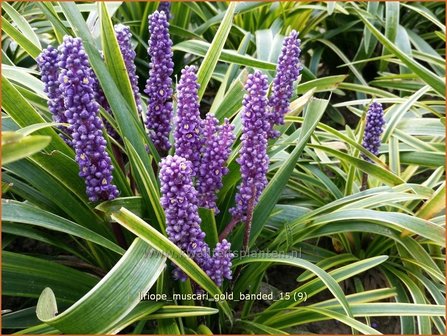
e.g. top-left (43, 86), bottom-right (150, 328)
top-left (313, 209), bottom-right (445, 246)
top-left (3, 222), bottom-right (87, 260)
top-left (99, 2), bottom-right (138, 118)
top-left (125, 139), bottom-right (165, 231)
top-left (96, 196), bottom-right (144, 218)
top-left (232, 253), bottom-right (353, 319)
top-left (2, 199), bottom-right (124, 255)
top-left (4, 159), bottom-right (106, 236)
top-left (238, 320), bottom-right (288, 335)
top-left (2, 132), bottom-right (50, 165)
top-left (36, 2), bottom-right (70, 42)
top-left (12, 302), bottom-right (163, 334)
top-left (1, 75), bottom-right (71, 155)
top-left (107, 301), bottom-right (164, 334)
top-left (196, 2), bottom-right (236, 100)
top-left (304, 222), bottom-right (442, 280)
top-left (174, 40), bottom-right (276, 71)
top-left (416, 182), bottom-right (445, 220)
top-left (3, 251), bottom-right (99, 303)
top-left (2, 2), bottom-right (41, 48)
top-left (2, 65), bottom-right (45, 96)
top-left (210, 34), bottom-right (250, 115)
top-left (258, 256), bottom-right (389, 322)
top-left (309, 144), bottom-right (405, 186)
top-left (194, 2), bottom-right (269, 34)
top-left (266, 303), bottom-right (446, 330)
top-left (145, 305), bottom-right (219, 320)
top-left (382, 85), bottom-right (431, 142)
top-left (111, 207), bottom-right (234, 323)
top-left (1, 17), bottom-right (41, 58)
top-left (199, 208), bottom-right (219, 248)
top-left (36, 238), bottom-right (166, 334)
top-left (276, 306), bottom-right (381, 334)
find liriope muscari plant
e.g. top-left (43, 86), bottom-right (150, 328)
top-left (34, 2), bottom-right (303, 291)
top-left (35, 16), bottom-right (303, 287)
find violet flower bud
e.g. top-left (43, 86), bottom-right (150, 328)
top-left (268, 30), bottom-right (302, 138)
top-left (174, 65), bottom-right (202, 175)
top-left (145, 10), bottom-right (174, 153)
top-left (197, 115), bottom-right (235, 213)
top-left (114, 24), bottom-right (143, 115)
top-left (37, 45), bottom-right (71, 144)
top-left (362, 101), bottom-right (385, 161)
top-left (230, 71), bottom-right (270, 221)
top-left (58, 36), bottom-right (119, 202)
top-left (158, 2), bottom-right (171, 21)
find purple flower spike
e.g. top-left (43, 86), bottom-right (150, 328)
top-left (114, 24), bottom-right (143, 115)
top-left (197, 115), bottom-right (235, 213)
top-left (207, 239), bottom-right (233, 286)
top-left (145, 10), bottom-right (174, 153)
top-left (159, 155), bottom-right (233, 285)
top-left (159, 155), bottom-right (208, 271)
top-left (230, 71), bottom-right (270, 221)
top-left (158, 2), bottom-right (171, 20)
top-left (37, 45), bottom-right (71, 143)
top-left (268, 30), bottom-right (302, 138)
top-left (174, 65), bottom-right (202, 175)
top-left (58, 36), bottom-right (119, 202)
top-left (362, 101), bottom-right (385, 161)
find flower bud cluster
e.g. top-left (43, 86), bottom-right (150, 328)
top-left (58, 36), bottom-right (119, 202)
